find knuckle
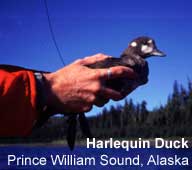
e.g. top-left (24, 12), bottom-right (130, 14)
top-left (93, 70), bottom-right (101, 79)
top-left (93, 83), bottom-right (102, 93)
top-left (90, 95), bottom-right (97, 103)
top-left (88, 95), bottom-right (96, 103)
top-left (96, 53), bottom-right (106, 58)
top-left (96, 53), bottom-right (104, 56)
top-left (116, 68), bottom-right (124, 75)
top-left (84, 56), bottom-right (90, 59)
top-left (116, 67), bottom-right (130, 75)
top-left (74, 59), bottom-right (83, 64)
top-left (83, 105), bottom-right (92, 112)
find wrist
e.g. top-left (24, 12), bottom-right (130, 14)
top-left (34, 72), bottom-right (48, 112)
top-left (42, 72), bottom-right (56, 111)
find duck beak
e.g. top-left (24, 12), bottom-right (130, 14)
top-left (151, 48), bottom-right (166, 57)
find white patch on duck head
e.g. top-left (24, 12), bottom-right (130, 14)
top-left (130, 41), bottom-right (137, 47)
top-left (141, 45), bottom-right (153, 54)
top-left (148, 39), bottom-right (153, 44)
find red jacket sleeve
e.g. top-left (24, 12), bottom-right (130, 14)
top-left (0, 65), bottom-right (38, 136)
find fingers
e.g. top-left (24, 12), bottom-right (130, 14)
top-left (120, 86), bottom-right (137, 98)
top-left (94, 85), bottom-right (137, 107)
top-left (95, 97), bottom-right (109, 107)
top-left (99, 66), bottom-right (137, 80)
top-left (74, 54), bottom-right (137, 80)
top-left (101, 87), bottom-right (123, 101)
top-left (75, 53), bottom-right (111, 65)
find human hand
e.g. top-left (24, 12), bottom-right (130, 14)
top-left (43, 53), bottom-right (137, 114)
